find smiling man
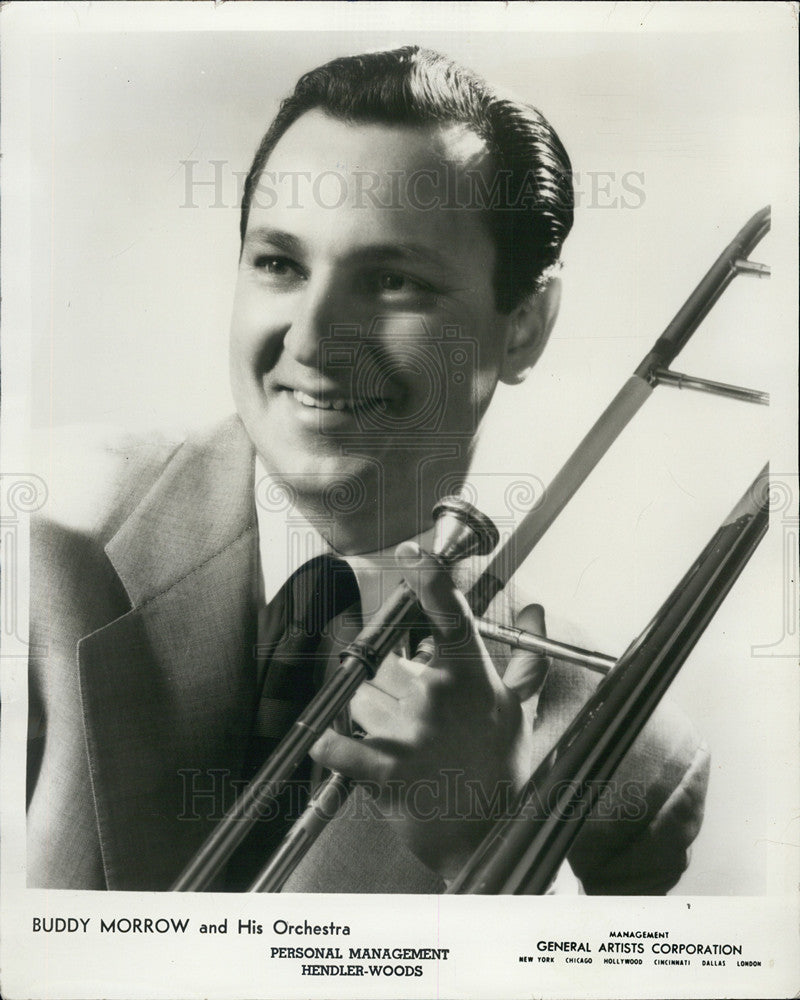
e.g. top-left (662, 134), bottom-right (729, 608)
top-left (27, 46), bottom-right (709, 893)
top-left (231, 102), bottom-right (562, 554)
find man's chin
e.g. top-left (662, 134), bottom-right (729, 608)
top-left (255, 449), bottom-right (379, 517)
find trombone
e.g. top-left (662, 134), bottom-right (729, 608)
top-left (172, 206), bottom-right (771, 893)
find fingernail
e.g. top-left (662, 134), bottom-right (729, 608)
top-left (413, 637), bottom-right (436, 664)
top-left (396, 541), bottom-right (424, 567)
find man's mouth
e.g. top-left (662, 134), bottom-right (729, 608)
top-left (293, 389), bottom-right (350, 411)
top-left (290, 388), bottom-right (389, 413)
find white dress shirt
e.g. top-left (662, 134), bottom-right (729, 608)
top-left (254, 457), bottom-right (434, 627)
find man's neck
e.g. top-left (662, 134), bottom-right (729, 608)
top-left (290, 495), bottom-right (432, 557)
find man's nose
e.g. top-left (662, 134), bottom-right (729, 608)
top-left (282, 270), bottom-right (350, 369)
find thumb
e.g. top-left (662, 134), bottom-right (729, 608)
top-left (502, 604), bottom-right (551, 703)
top-left (395, 540), bottom-right (473, 650)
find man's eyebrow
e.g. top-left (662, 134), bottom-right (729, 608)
top-left (344, 242), bottom-right (453, 270)
top-left (242, 228), bottom-right (305, 256)
top-left (242, 230), bottom-right (455, 271)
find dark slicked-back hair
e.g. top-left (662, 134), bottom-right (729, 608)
top-left (240, 46), bottom-right (573, 312)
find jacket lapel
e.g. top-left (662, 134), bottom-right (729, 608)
top-left (76, 424), bottom-right (518, 892)
top-left (78, 417), bottom-right (260, 890)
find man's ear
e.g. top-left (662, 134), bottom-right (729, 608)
top-left (499, 278), bottom-right (561, 386)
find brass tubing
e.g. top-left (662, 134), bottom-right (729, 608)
top-left (654, 368), bottom-right (769, 405)
top-left (475, 619), bottom-right (615, 674)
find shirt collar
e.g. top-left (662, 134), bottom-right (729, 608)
top-left (254, 458), bottom-right (433, 624)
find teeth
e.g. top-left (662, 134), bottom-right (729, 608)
top-left (293, 389), bottom-right (351, 411)
top-left (291, 389), bottom-right (387, 411)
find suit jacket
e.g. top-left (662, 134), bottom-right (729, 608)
top-left (27, 415), bottom-right (710, 893)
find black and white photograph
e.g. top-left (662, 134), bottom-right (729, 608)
top-left (1, 2), bottom-right (797, 998)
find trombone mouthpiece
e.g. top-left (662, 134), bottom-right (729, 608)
top-left (431, 496), bottom-right (499, 566)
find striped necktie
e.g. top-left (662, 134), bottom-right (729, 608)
top-left (226, 554), bottom-right (361, 889)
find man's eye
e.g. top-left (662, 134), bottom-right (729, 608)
top-left (378, 271), bottom-right (408, 292)
top-left (375, 271), bottom-right (432, 296)
top-left (254, 256), bottom-right (302, 279)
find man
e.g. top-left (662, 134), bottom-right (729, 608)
top-left (27, 46), bottom-right (709, 893)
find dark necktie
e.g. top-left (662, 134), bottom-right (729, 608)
top-left (225, 554), bottom-right (361, 889)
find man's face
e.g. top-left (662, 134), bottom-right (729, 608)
top-left (230, 110), bottom-right (520, 550)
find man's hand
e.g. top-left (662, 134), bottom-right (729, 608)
top-left (310, 540), bottom-right (551, 879)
